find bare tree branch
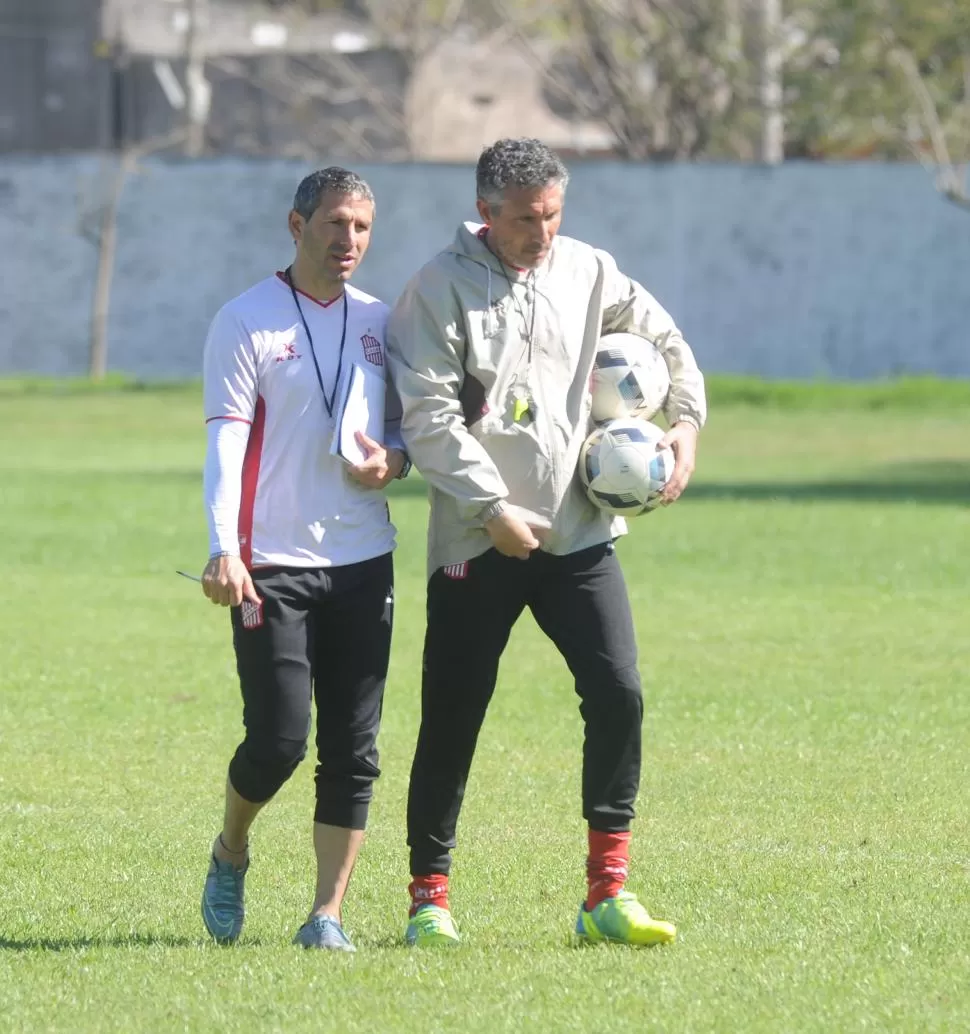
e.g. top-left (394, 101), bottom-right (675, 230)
top-left (489, 0), bottom-right (602, 124)
top-left (890, 42), bottom-right (969, 205)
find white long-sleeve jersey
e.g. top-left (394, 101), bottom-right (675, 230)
top-left (203, 274), bottom-right (400, 568)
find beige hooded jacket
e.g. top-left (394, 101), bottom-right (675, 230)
top-left (386, 222), bottom-right (707, 576)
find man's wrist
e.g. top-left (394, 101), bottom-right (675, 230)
top-left (209, 550), bottom-right (239, 560)
top-left (478, 499), bottom-right (506, 523)
top-left (393, 450), bottom-right (412, 480)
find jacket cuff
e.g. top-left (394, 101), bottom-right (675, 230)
top-left (477, 499), bottom-right (507, 523)
top-left (669, 411), bottom-right (701, 431)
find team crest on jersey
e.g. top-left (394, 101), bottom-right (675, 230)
top-left (240, 599), bottom-right (264, 629)
top-left (276, 341), bottom-right (301, 363)
top-left (360, 332), bottom-right (383, 366)
top-left (442, 562), bottom-right (469, 580)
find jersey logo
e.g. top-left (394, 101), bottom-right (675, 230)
top-left (276, 341), bottom-right (301, 363)
top-left (361, 332), bottom-right (384, 366)
top-left (240, 599), bottom-right (264, 629)
top-left (442, 562), bottom-right (469, 580)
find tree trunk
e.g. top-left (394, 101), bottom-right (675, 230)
top-left (184, 0), bottom-right (209, 157)
top-left (88, 153), bottom-right (133, 380)
top-left (759, 0), bottom-right (784, 164)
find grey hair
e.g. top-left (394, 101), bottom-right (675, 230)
top-left (475, 138), bottom-right (569, 208)
top-left (292, 166), bottom-right (375, 220)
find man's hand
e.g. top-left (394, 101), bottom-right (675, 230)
top-left (657, 421), bottom-right (699, 505)
top-left (347, 432), bottom-right (405, 489)
top-left (485, 510), bottom-right (540, 559)
top-left (202, 554), bottom-right (260, 608)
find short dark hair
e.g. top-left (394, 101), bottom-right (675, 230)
top-left (476, 138), bottom-right (569, 208)
top-left (292, 166), bottom-right (375, 220)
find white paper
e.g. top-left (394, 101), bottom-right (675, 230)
top-left (330, 362), bottom-right (386, 465)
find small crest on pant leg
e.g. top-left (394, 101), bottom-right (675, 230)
top-left (441, 562), bottom-right (469, 580)
top-left (240, 599), bottom-right (264, 629)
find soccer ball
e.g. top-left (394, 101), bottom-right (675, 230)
top-left (590, 333), bottom-right (671, 422)
top-left (579, 417), bottom-right (674, 516)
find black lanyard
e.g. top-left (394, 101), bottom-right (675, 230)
top-left (483, 234), bottom-right (536, 364)
top-left (285, 266), bottom-right (348, 419)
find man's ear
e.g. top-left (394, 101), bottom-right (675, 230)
top-left (288, 209), bottom-right (304, 243)
top-left (475, 198), bottom-right (492, 225)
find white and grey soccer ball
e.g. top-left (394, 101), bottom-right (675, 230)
top-left (590, 333), bottom-right (671, 422)
top-left (579, 417), bottom-right (675, 516)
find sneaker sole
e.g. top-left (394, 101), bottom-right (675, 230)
top-left (405, 931), bottom-right (461, 947)
top-left (576, 915), bottom-right (676, 947)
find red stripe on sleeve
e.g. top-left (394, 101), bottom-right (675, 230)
top-left (206, 415), bottom-right (253, 425)
top-left (237, 395), bottom-right (266, 570)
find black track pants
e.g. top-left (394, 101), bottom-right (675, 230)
top-left (407, 542), bottom-right (642, 875)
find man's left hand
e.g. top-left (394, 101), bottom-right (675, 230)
top-left (347, 432), bottom-right (405, 489)
top-left (657, 421), bottom-right (699, 505)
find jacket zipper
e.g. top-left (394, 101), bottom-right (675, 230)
top-left (524, 277), bottom-right (563, 503)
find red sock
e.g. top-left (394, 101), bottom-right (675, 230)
top-left (586, 829), bottom-right (630, 910)
top-left (408, 874), bottom-right (450, 917)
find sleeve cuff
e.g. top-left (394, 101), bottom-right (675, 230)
top-left (477, 499), bottom-right (506, 523)
top-left (670, 412), bottom-right (701, 431)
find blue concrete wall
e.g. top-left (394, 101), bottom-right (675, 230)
top-left (1, 156), bottom-right (967, 377)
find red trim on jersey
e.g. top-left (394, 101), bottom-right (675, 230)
top-left (205, 415), bottom-right (252, 425)
top-left (477, 226), bottom-right (527, 272)
top-left (275, 270), bottom-right (341, 308)
top-left (238, 395), bottom-right (266, 569)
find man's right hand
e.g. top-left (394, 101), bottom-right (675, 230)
top-left (485, 511), bottom-right (540, 560)
top-left (201, 554), bottom-right (261, 607)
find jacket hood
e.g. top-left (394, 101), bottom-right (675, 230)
top-left (446, 221), bottom-right (550, 282)
top-left (446, 221), bottom-right (500, 266)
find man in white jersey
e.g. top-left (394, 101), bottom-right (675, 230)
top-left (199, 166), bottom-right (409, 952)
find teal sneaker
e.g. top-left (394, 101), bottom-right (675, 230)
top-left (405, 904), bottom-right (460, 947)
top-left (575, 891), bottom-right (676, 946)
top-left (293, 915), bottom-right (356, 952)
top-left (201, 853), bottom-right (248, 944)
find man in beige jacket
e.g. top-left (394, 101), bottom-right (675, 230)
top-left (386, 137), bottom-right (707, 948)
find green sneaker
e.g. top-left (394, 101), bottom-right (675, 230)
top-left (575, 891), bottom-right (676, 946)
top-left (405, 904), bottom-right (460, 947)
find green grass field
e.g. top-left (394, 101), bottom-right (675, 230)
top-left (1, 384), bottom-right (968, 1033)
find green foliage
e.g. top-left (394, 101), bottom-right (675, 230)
top-left (210, 0), bottom-right (970, 165)
top-left (1, 391), bottom-right (969, 1032)
top-left (786, 0), bottom-right (970, 163)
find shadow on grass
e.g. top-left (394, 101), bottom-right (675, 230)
top-left (15, 462), bottom-right (970, 505)
top-left (688, 460), bottom-right (969, 506)
top-left (387, 462), bottom-right (970, 505)
top-left (0, 932), bottom-right (256, 951)
top-left (360, 932), bottom-right (419, 951)
top-left (689, 480), bottom-right (968, 506)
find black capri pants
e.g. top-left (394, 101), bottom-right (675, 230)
top-left (227, 552), bottom-right (393, 830)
